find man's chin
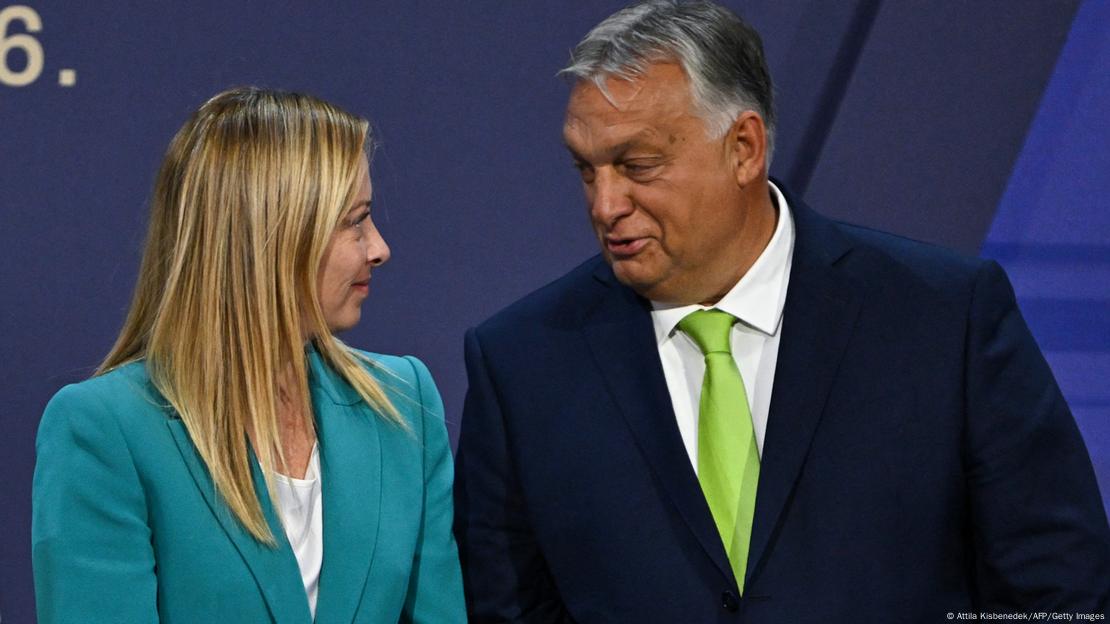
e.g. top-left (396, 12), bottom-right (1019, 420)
top-left (610, 261), bottom-right (663, 298)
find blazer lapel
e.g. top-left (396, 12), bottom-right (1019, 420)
top-left (166, 420), bottom-right (313, 624)
top-left (308, 349), bottom-right (383, 624)
top-left (580, 267), bottom-right (736, 584)
top-left (745, 200), bottom-right (861, 589)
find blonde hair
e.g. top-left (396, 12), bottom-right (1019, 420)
top-left (99, 87), bottom-right (402, 543)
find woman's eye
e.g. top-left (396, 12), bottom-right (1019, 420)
top-left (351, 211), bottom-right (370, 228)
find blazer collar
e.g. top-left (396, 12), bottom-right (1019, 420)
top-left (306, 342), bottom-right (362, 405)
top-left (166, 422), bottom-right (313, 624)
top-left (582, 187), bottom-right (860, 593)
top-left (167, 348), bottom-right (383, 624)
top-left (308, 347), bottom-right (384, 624)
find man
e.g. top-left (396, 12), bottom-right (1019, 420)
top-left (453, 1), bottom-right (1110, 621)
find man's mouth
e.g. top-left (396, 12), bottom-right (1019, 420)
top-left (605, 236), bottom-right (649, 257)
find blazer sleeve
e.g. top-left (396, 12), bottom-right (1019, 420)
top-left (400, 356), bottom-right (467, 623)
top-left (453, 328), bottom-right (576, 623)
top-left (963, 260), bottom-right (1110, 610)
top-left (32, 383), bottom-right (160, 624)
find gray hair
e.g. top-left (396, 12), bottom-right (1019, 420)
top-left (560, 0), bottom-right (775, 163)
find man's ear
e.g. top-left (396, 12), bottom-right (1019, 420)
top-left (727, 111), bottom-right (767, 187)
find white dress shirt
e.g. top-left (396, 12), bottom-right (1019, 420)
top-left (274, 443), bottom-right (323, 620)
top-left (650, 182), bottom-right (795, 471)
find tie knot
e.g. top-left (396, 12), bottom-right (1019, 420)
top-left (678, 309), bottom-right (736, 355)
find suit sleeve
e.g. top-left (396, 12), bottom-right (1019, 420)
top-left (32, 383), bottom-right (160, 624)
top-left (963, 260), bottom-right (1110, 610)
top-left (453, 328), bottom-right (576, 623)
top-left (400, 356), bottom-right (467, 623)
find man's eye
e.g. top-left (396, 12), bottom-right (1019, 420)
top-left (623, 162), bottom-right (659, 176)
top-left (573, 163), bottom-right (595, 183)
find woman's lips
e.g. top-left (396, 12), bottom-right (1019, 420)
top-left (605, 236), bottom-right (649, 258)
top-left (351, 278), bottom-right (370, 293)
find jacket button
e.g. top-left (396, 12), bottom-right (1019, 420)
top-left (721, 590), bottom-right (739, 612)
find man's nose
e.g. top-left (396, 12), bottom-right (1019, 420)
top-left (589, 168), bottom-right (634, 227)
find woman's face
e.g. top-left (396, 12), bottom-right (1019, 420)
top-left (317, 154), bottom-right (390, 333)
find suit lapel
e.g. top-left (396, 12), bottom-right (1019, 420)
top-left (580, 269), bottom-right (737, 584)
top-left (166, 420), bottom-right (312, 624)
top-left (308, 349), bottom-right (382, 624)
top-left (578, 197), bottom-right (863, 591)
top-left (745, 200), bottom-right (860, 589)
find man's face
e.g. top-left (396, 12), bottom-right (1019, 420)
top-left (563, 62), bottom-right (753, 305)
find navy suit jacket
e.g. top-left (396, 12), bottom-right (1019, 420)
top-left (454, 193), bottom-right (1110, 623)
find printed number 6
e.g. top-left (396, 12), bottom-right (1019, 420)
top-left (0, 5), bottom-right (44, 87)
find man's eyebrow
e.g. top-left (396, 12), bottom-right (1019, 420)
top-left (563, 136), bottom-right (651, 163)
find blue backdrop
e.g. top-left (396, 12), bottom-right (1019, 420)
top-left (1, 2), bottom-right (1104, 621)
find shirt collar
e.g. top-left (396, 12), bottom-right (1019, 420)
top-left (650, 181), bottom-right (795, 344)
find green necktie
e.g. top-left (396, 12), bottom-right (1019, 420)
top-left (678, 309), bottom-right (760, 593)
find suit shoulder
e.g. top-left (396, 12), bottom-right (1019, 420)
top-left (45, 361), bottom-right (164, 415)
top-left (39, 362), bottom-right (168, 448)
top-left (834, 220), bottom-right (989, 292)
top-left (475, 255), bottom-right (606, 336)
top-left (346, 349), bottom-right (444, 438)
top-left (347, 348), bottom-right (422, 385)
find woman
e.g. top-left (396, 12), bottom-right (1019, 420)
top-left (32, 87), bottom-right (465, 622)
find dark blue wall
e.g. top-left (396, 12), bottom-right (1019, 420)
top-left (981, 0), bottom-right (1110, 519)
top-left (1, 2), bottom-right (1098, 621)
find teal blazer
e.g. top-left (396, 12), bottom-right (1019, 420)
top-left (32, 349), bottom-right (465, 623)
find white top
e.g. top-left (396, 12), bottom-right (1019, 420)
top-left (273, 443), bottom-right (323, 620)
top-left (650, 181), bottom-right (795, 470)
